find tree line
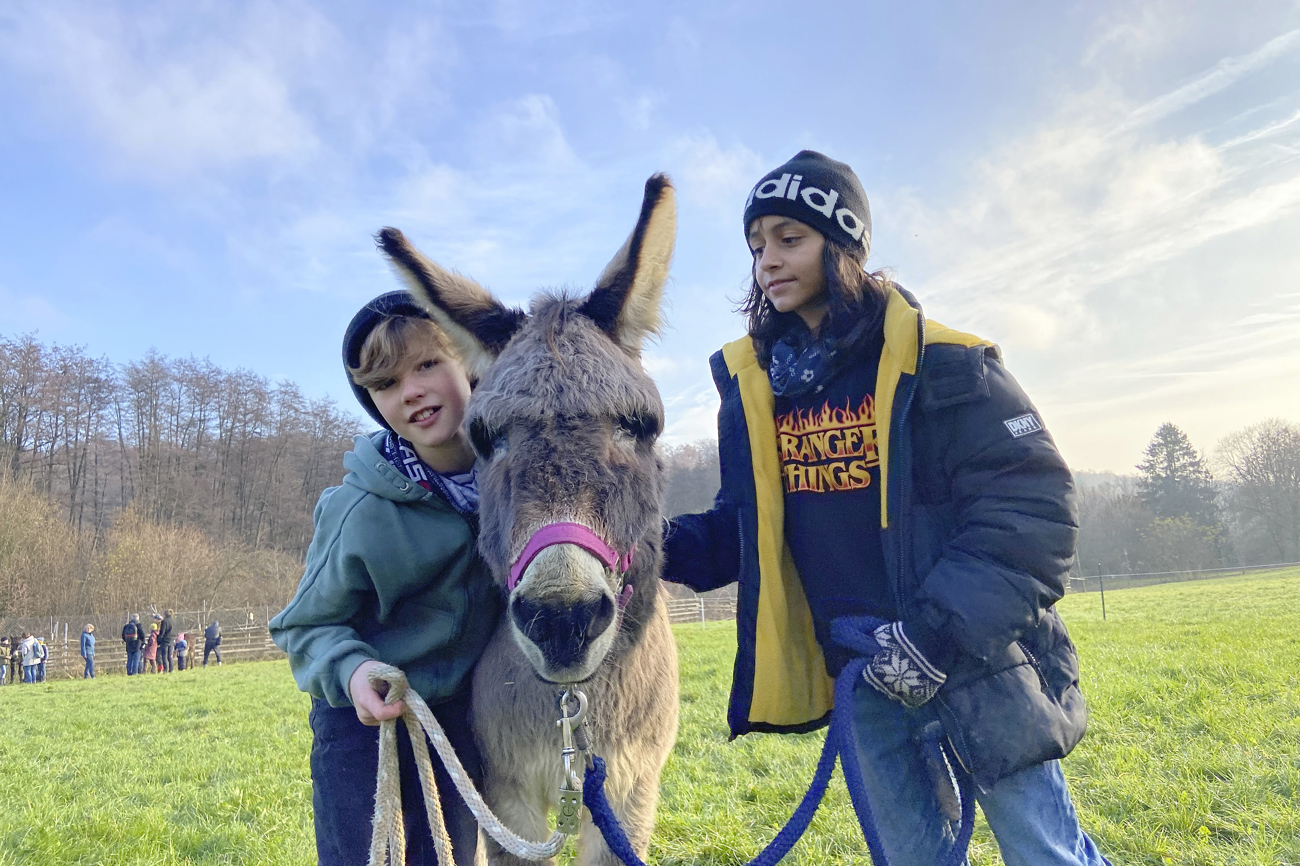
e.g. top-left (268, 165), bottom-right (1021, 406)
top-left (3, 332), bottom-right (1294, 615)
top-left (1077, 420), bottom-right (1300, 575)
top-left (0, 333), bottom-right (357, 616)
top-left (663, 420), bottom-right (1300, 578)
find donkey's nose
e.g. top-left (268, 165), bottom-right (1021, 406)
top-left (510, 595), bottom-right (615, 670)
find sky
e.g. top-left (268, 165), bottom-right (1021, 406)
top-left (1, 0), bottom-right (1298, 473)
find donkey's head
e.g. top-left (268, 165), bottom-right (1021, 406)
top-left (377, 175), bottom-right (674, 683)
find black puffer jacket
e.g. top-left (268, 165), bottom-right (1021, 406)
top-left (663, 286), bottom-right (1086, 789)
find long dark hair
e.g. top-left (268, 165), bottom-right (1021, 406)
top-left (740, 239), bottom-right (890, 368)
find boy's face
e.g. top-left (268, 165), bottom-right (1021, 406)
top-left (367, 346), bottom-right (474, 472)
top-left (748, 215), bottom-right (829, 329)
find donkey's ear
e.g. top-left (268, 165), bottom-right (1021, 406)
top-left (579, 174), bottom-right (676, 356)
top-left (376, 228), bottom-right (526, 381)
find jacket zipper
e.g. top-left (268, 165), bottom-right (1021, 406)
top-left (736, 508), bottom-right (746, 573)
top-left (1017, 640), bottom-right (1049, 689)
top-left (932, 694), bottom-right (974, 775)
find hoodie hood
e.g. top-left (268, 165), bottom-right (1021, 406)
top-left (341, 431), bottom-right (444, 505)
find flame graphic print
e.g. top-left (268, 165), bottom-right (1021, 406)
top-left (776, 396), bottom-right (880, 494)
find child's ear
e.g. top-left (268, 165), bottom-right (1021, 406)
top-left (580, 173), bottom-right (676, 357)
top-left (376, 228), bottom-right (527, 382)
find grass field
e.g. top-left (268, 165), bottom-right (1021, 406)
top-left (1, 569), bottom-right (1298, 865)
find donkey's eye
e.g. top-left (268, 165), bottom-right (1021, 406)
top-left (469, 420), bottom-right (506, 460)
top-left (616, 412), bottom-right (660, 443)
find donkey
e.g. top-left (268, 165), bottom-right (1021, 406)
top-left (377, 175), bottom-right (680, 866)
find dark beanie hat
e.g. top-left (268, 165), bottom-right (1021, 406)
top-left (342, 290), bottom-right (433, 430)
top-left (742, 150), bottom-right (871, 257)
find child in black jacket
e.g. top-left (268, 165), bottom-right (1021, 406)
top-left (664, 151), bottom-right (1109, 866)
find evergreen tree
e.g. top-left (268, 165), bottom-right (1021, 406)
top-left (1136, 423), bottom-right (1218, 526)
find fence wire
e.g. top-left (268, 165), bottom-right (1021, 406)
top-left (6, 562), bottom-right (1295, 680)
top-left (1066, 561), bottom-right (1300, 594)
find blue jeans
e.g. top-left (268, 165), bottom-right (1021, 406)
top-left (851, 681), bottom-right (1110, 866)
top-left (127, 648), bottom-right (142, 675)
top-left (0, 663), bottom-right (7, 684)
top-left (309, 691), bottom-right (482, 865)
top-left (23, 664), bottom-right (36, 683)
top-left (84, 656), bottom-right (95, 678)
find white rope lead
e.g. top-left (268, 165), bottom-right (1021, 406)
top-left (366, 664), bottom-right (569, 866)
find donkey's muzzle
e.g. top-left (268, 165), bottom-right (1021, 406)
top-left (510, 595), bottom-right (616, 673)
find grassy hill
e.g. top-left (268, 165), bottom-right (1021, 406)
top-left (1, 569), bottom-right (1297, 865)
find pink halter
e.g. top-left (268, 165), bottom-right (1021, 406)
top-left (508, 522), bottom-right (636, 608)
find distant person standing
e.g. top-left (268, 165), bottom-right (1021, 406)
top-left (35, 638), bottom-right (47, 682)
top-left (175, 633), bottom-right (188, 671)
top-left (157, 609), bottom-right (176, 673)
top-left (143, 624), bottom-right (159, 674)
top-left (122, 614), bottom-right (144, 675)
top-left (81, 624), bottom-right (96, 679)
top-left (0, 636), bottom-right (10, 685)
top-left (7, 638), bottom-right (19, 685)
top-left (203, 620), bottom-right (222, 667)
top-left (20, 633), bottom-right (39, 683)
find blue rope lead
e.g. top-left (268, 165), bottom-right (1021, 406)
top-left (584, 615), bottom-right (976, 866)
top-left (586, 727), bottom-right (838, 866)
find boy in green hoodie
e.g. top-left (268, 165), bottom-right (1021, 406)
top-left (270, 291), bottom-right (502, 866)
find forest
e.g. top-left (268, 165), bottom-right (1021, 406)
top-left (0, 334), bottom-right (355, 615)
top-left (2, 332), bottom-right (1296, 617)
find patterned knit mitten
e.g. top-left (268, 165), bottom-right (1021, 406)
top-left (862, 621), bottom-right (947, 709)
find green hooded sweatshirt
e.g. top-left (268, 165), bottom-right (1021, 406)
top-left (270, 432), bottom-right (502, 707)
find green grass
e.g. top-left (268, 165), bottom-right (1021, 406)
top-left (0, 665), bottom-right (315, 865)
top-left (2, 569), bottom-right (1298, 865)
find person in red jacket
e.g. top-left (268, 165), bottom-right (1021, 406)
top-left (143, 622), bottom-right (159, 674)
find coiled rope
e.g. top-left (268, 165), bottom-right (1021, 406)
top-left (366, 615), bottom-right (975, 866)
top-left (366, 664), bottom-right (568, 866)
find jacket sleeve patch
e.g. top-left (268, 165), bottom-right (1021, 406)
top-left (920, 345), bottom-right (989, 411)
top-left (1003, 413), bottom-right (1044, 438)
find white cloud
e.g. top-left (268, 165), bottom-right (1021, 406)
top-left (642, 351), bottom-right (682, 377)
top-left (658, 382), bottom-right (720, 447)
top-left (0, 3), bottom-right (323, 176)
top-left (470, 94), bottom-right (579, 172)
top-left (663, 133), bottom-right (765, 217)
top-left (0, 1), bottom-right (459, 181)
top-left (1118, 28), bottom-right (1300, 132)
top-left (618, 92), bottom-right (663, 132)
top-left (888, 22), bottom-right (1300, 470)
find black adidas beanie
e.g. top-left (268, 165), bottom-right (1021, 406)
top-left (342, 290), bottom-right (433, 431)
top-left (742, 150), bottom-right (871, 257)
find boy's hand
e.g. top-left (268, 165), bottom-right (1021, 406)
top-left (348, 660), bottom-right (406, 726)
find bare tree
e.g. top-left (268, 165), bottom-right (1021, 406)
top-left (661, 440), bottom-right (721, 517)
top-left (0, 335), bottom-right (46, 480)
top-left (0, 332), bottom-right (362, 616)
top-left (1217, 419), bottom-right (1300, 564)
top-left (1074, 478), bottom-right (1151, 575)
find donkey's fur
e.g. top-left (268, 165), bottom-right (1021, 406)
top-left (377, 175), bottom-right (680, 866)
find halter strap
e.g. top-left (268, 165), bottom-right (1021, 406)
top-left (508, 522), bottom-right (637, 594)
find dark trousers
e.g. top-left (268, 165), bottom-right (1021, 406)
top-left (126, 648), bottom-right (142, 675)
top-left (159, 641), bottom-right (174, 672)
top-left (203, 643), bottom-right (222, 665)
top-left (309, 692), bottom-right (482, 866)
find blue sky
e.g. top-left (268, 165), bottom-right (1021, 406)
top-left (1, 1), bottom-right (1298, 472)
